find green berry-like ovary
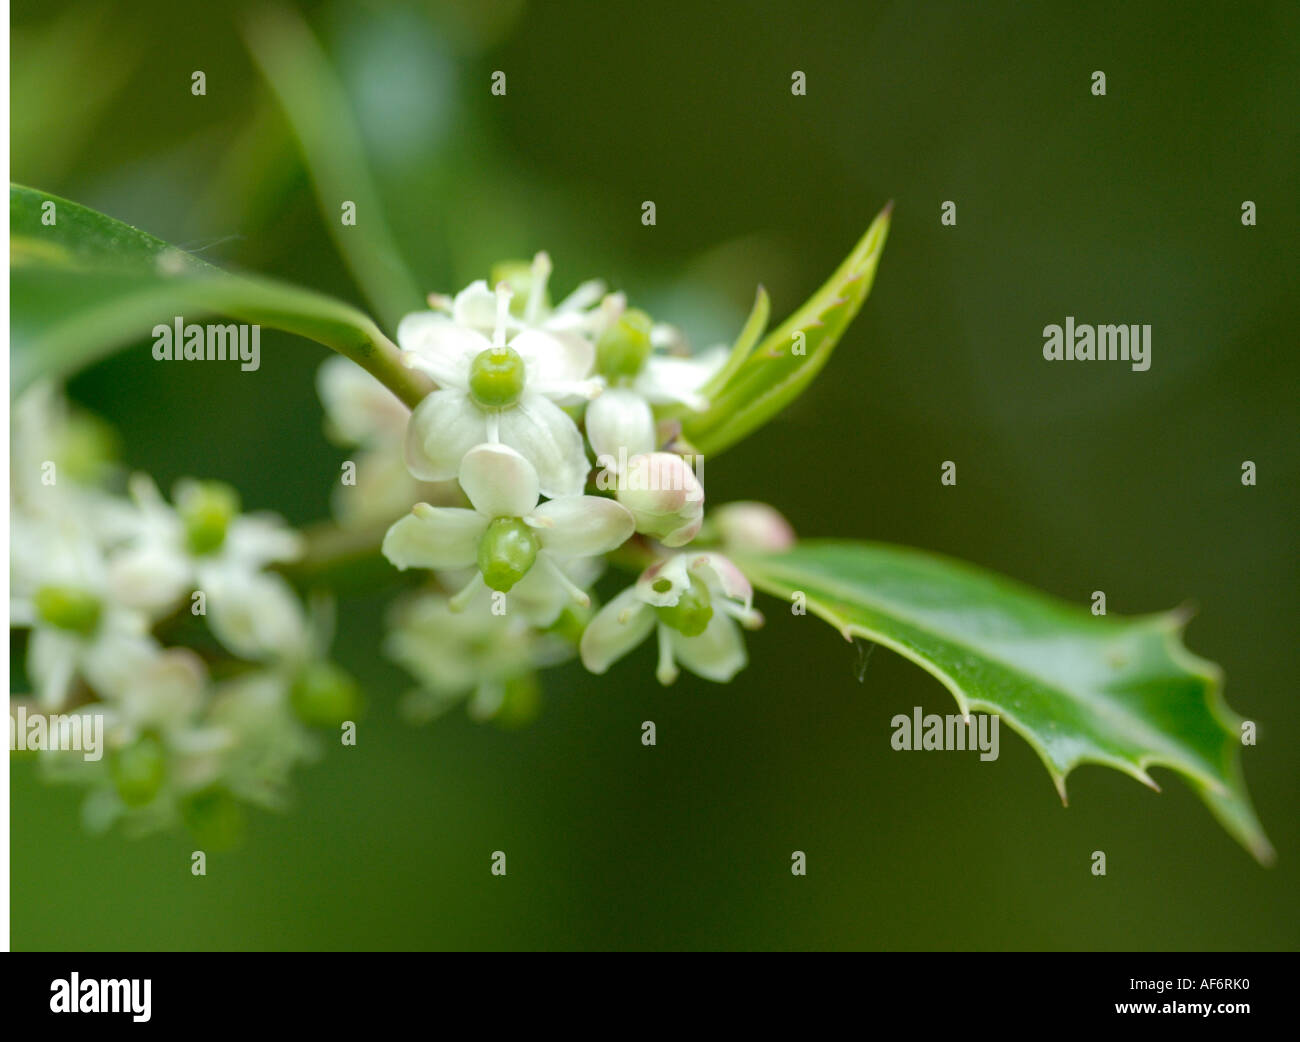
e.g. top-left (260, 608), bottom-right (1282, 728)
top-left (490, 260), bottom-right (548, 316)
top-left (469, 346), bottom-right (526, 409)
top-left (596, 308), bottom-right (652, 380)
top-left (291, 661), bottom-right (362, 727)
top-left (655, 574), bottom-right (713, 637)
top-left (34, 585), bottom-right (102, 635)
top-left (477, 517), bottom-right (540, 592)
top-left (180, 481), bottom-right (240, 556)
top-left (111, 734), bottom-right (167, 807)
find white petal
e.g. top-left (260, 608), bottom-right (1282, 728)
top-left (501, 564), bottom-right (571, 627)
top-left (511, 328), bottom-right (595, 390)
top-left (405, 389), bottom-right (487, 481)
top-left (669, 612), bottom-right (747, 682)
top-left (84, 627), bottom-right (167, 699)
top-left (120, 648), bottom-right (206, 730)
top-left (688, 552), bottom-right (753, 611)
top-left (579, 588), bottom-right (656, 674)
top-left (316, 355), bottom-right (408, 444)
top-left (458, 443), bottom-right (540, 519)
top-left (382, 507), bottom-right (485, 570)
top-left (531, 496), bottom-right (634, 558)
top-left (396, 312), bottom-right (487, 387)
top-left (635, 554), bottom-right (693, 607)
top-left (205, 571), bottom-right (309, 661)
top-left (28, 629), bottom-right (80, 709)
top-left (497, 394), bottom-right (589, 499)
top-left (636, 348), bottom-right (727, 407)
top-left (554, 278), bottom-right (607, 314)
top-left (225, 515), bottom-right (304, 568)
top-left (586, 388), bottom-right (655, 465)
top-left (450, 280), bottom-right (498, 331)
top-left (106, 545), bottom-right (192, 614)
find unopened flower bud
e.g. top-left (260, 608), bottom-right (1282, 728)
top-left (711, 501), bottom-right (796, 553)
top-left (616, 452), bottom-right (704, 547)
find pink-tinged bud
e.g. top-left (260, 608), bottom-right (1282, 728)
top-left (615, 452), bottom-right (704, 547)
top-left (712, 501), bottom-right (795, 553)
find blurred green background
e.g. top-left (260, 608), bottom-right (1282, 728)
top-left (11, 0), bottom-right (1299, 950)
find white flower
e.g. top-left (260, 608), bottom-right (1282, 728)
top-left (399, 278), bottom-right (600, 498)
top-left (106, 475), bottom-right (305, 661)
top-left (99, 650), bottom-right (230, 799)
top-left (10, 514), bottom-right (160, 709)
top-left (11, 382), bottom-right (125, 518)
top-left (202, 569), bottom-right (311, 662)
top-left (439, 252), bottom-right (607, 339)
top-left (385, 593), bottom-right (570, 723)
top-left (205, 671), bottom-right (320, 810)
top-left (383, 443), bottom-right (634, 623)
top-left (594, 294), bottom-right (728, 410)
top-left (113, 647), bottom-right (207, 735)
top-left (315, 356), bottom-right (461, 528)
top-left (579, 551), bottom-right (762, 685)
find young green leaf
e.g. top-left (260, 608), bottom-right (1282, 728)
top-left (683, 203), bottom-right (890, 456)
top-left (735, 540), bottom-right (1272, 864)
top-left (700, 284), bottom-right (771, 399)
top-left (10, 184), bottom-right (429, 406)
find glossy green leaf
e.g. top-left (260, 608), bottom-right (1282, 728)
top-left (683, 203), bottom-right (890, 456)
top-left (10, 184), bottom-right (429, 406)
top-left (735, 540), bottom-right (1272, 863)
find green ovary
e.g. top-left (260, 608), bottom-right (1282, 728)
top-left (477, 517), bottom-right (540, 592)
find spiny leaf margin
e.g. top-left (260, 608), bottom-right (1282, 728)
top-left (736, 539), bottom-right (1272, 864)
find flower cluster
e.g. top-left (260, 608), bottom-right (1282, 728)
top-left (354, 253), bottom-right (796, 715)
top-left (11, 253), bottom-right (797, 840)
top-left (10, 384), bottom-right (359, 844)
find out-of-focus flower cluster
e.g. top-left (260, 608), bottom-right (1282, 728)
top-left (318, 253), bottom-right (796, 724)
top-left (10, 384), bottom-right (360, 845)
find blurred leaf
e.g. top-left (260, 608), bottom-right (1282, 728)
top-left (684, 205), bottom-right (891, 456)
top-left (737, 540), bottom-right (1273, 864)
top-left (11, 5), bottom-right (140, 186)
top-left (10, 184), bottom-right (428, 406)
top-left (242, 4), bottom-right (425, 329)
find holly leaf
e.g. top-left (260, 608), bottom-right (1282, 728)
top-left (683, 203), bottom-right (890, 456)
top-left (10, 184), bottom-right (427, 406)
top-left (735, 540), bottom-right (1272, 864)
